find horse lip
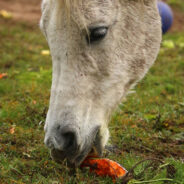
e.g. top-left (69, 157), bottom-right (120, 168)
top-left (73, 128), bottom-right (102, 167)
top-left (73, 145), bottom-right (103, 167)
top-left (50, 145), bottom-right (91, 167)
top-left (73, 145), bottom-right (94, 167)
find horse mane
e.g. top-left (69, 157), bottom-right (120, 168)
top-left (59, 0), bottom-right (145, 28)
top-left (60, 0), bottom-right (145, 15)
top-left (61, 0), bottom-right (79, 16)
top-left (60, 0), bottom-right (89, 31)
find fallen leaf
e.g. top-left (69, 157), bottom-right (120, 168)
top-left (41, 50), bottom-right (50, 56)
top-left (23, 152), bottom-right (31, 158)
top-left (10, 127), bottom-right (15, 134)
top-left (178, 102), bottom-right (184, 106)
top-left (0, 73), bottom-right (8, 79)
top-left (162, 40), bottom-right (175, 49)
top-left (131, 125), bottom-right (137, 128)
top-left (0, 10), bottom-right (12, 19)
top-left (178, 42), bottom-right (184, 48)
top-left (39, 121), bottom-right (43, 126)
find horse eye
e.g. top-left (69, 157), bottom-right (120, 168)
top-left (86, 26), bottom-right (108, 44)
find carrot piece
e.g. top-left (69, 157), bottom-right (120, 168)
top-left (81, 157), bottom-right (127, 180)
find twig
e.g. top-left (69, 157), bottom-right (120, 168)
top-left (127, 158), bottom-right (163, 175)
top-left (9, 165), bottom-right (24, 176)
top-left (121, 158), bottom-right (164, 184)
top-left (10, 179), bottom-right (25, 184)
top-left (132, 178), bottom-right (173, 183)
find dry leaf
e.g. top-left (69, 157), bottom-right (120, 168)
top-left (23, 152), bottom-right (31, 158)
top-left (0, 73), bottom-right (8, 79)
top-left (10, 127), bottom-right (15, 134)
top-left (41, 50), bottom-right (50, 56)
top-left (0, 10), bottom-right (12, 19)
top-left (162, 40), bottom-right (175, 49)
top-left (131, 125), bottom-right (137, 128)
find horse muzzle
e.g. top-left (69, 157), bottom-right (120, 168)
top-left (44, 124), bottom-right (100, 166)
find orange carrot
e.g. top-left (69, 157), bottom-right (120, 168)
top-left (81, 156), bottom-right (127, 180)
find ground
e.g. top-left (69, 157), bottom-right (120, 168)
top-left (0, 0), bottom-right (41, 23)
top-left (0, 0), bottom-right (184, 184)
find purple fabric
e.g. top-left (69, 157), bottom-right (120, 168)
top-left (158, 1), bottom-right (173, 34)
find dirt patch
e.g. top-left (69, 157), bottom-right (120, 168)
top-left (0, 0), bottom-right (41, 23)
top-left (170, 8), bottom-right (184, 32)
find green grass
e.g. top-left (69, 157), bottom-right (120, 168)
top-left (167, 0), bottom-right (184, 11)
top-left (0, 11), bottom-right (184, 184)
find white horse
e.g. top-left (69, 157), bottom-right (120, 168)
top-left (40, 0), bottom-right (162, 166)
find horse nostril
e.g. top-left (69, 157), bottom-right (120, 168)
top-left (45, 126), bottom-right (79, 152)
top-left (62, 132), bottom-right (76, 150)
top-left (44, 137), bottom-right (54, 149)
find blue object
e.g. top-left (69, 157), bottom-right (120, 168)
top-left (157, 1), bottom-right (173, 34)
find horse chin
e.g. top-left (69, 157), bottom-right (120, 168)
top-left (49, 149), bottom-right (87, 167)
